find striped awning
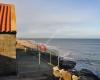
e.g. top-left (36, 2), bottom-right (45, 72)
top-left (0, 3), bottom-right (16, 33)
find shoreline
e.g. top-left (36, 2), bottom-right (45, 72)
top-left (0, 39), bottom-right (99, 80)
top-left (16, 40), bottom-right (100, 78)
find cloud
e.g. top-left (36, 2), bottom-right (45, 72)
top-left (3, 0), bottom-right (100, 38)
top-left (0, 0), bottom-right (3, 2)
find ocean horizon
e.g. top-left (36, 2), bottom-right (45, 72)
top-left (28, 38), bottom-right (100, 77)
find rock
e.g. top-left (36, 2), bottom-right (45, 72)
top-left (72, 75), bottom-right (80, 80)
top-left (69, 69), bottom-right (79, 76)
top-left (59, 58), bottom-right (76, 70)
top-left (79, 69), bottom-right (100, 80)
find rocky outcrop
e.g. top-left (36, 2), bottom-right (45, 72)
top-left (59, 58), bottom-right (76, 70)
top-left (79, 69), bottom-right (100, 80)
top-left (16, 40), bottom-right (37, 50)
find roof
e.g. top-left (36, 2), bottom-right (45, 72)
top-left (0, 3), bottom-right (16, 33)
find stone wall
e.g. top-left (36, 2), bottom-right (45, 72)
top-left (0, 34), bottom-right (16, 76)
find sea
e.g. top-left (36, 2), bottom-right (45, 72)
top-left (31, 38), bottom-right (100, 77)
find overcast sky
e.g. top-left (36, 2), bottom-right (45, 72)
top-left (2, 0), bottom-right (100, 38)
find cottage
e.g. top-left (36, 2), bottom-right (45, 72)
top-left (0, 3), bottom-right (16, 75)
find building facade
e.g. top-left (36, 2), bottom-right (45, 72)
top-left (0, 3), bottom-right (16, 75)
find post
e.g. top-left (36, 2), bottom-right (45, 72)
top-left (24, 47), bottom-right (26, 53)
top-left (58, 56), bottom-right (59, 67)
top-left (50, 52), bottom-right (51, 64)
top-left (39, 51), bottom-right (41, 65)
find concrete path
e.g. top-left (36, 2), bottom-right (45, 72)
top-left (0, 50), bottom-right (53, 80)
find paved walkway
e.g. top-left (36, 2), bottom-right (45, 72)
top-left (0, 50), bottom-right (53, 80)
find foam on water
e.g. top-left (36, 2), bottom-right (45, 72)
top-left (32, 38), bottom-right (100, 77)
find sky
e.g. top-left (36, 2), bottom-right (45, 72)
top-left (2, 0), bottom-right (100, 38)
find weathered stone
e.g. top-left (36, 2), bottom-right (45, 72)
top-left (59, 58), bottom-right (76, 70)
top-left (0, 34), bottom-right (16, 76)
